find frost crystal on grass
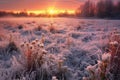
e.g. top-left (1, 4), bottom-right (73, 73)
top-left (52, 76), bottom-right (58, 80)
top-left (109, 41), bottom-right (118, 45)
top-left (102, 53), bottom-right (111, 62)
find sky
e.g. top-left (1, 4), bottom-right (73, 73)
top-left (0, 0), bottom-right (119, 14)
top-left (0, 0), bottom-right (85, 11)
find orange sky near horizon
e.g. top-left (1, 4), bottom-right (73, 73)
top-left (13, 8), bottom-right (76, 15)
top-left (0, 0), bottom-right (84, 14)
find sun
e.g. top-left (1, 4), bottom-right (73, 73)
top-left (49, 9), bottom-right (55, 15)
top-left (47, 7), bottom-right (58, 15)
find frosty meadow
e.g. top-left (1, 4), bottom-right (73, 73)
top-left (0, 17), bottom-right (120, 80)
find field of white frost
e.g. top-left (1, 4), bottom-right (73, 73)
top-left (0, 17), bottom-right (120, 80)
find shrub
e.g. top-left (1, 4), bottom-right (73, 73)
top-left (83, 30), bottom-right (120, 80)
top-left (83, 53), bottom-right (111, 80)
top-left (35, 25), bottom-right (42, 31)
top-left (16, 37), bottom-right (72, 80)
top-left (108, 30), bottom-right (120, 80)
top-left (18, 25), bottom-right (23, 29)
top-left (48, 23), bottom-right (56, 33)
top-left (5, 34), bottom-right (19, 55)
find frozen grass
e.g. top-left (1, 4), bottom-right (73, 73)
top-left (48, 23), bottom-right (57, 33)
top-left (0, 18), bottom-right (120, 80)
top-left (0, 37), bottom-right (72, 80)
top-left (108, 30), bottom-right (120, 80)
top-left (19, 38), bottom-right (72, 80)
top-left (83, 29), bottom-right (120, 80)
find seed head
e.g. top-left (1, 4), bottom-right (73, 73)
top-left (97, 60), bottom-right (102, 67)
top-left (29, 45), bottom-right (34, 50)
top-left (82, 77), bottom-right (88, 80)
top-left (42, 49), bottom-right (47, 54)
top-left (86, 65), bottom-right (96, 72)
top-left (40, 43), bottom-right (44, 48)
top-left (35, 39), bottom-right (39, 42)
top-left (32, 41), bottom-right (36, 45)
top-left (52, 76), bottom-right (58, 80)
top-left (20, 43), bottom-right (25, 47)
top-left (109, 41), bottom-right (118, 46)
top-left (26, 42), bottom-right (29, 47)
top-left (102, 53), bottom-right (111, 62)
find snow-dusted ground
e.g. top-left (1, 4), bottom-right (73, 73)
top-left (0, 17), bottom-right (120, 80)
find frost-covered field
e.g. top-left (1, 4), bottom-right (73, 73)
top-left (0, 17), bottom-right (120, 80)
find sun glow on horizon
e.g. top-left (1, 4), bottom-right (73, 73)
top-left (27, 10), bottom-right (46, 15)
top-left (47, 7), bottom-right (57, 15)
top-left (27, 10), bottom-right (75, 15)
top-left (12, 7), bottom-right (75, 15)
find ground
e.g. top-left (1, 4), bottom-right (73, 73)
top-left (0, 17), bottom-right (120, 80)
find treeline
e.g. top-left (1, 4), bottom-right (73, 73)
top-left (0, 11), bottom-right (75, 17)
top-left (76, 0), bottom-right (120, 19)
top-left (0, 11), bottom-right (28, 17)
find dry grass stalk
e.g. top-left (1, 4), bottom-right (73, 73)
top-left (108, 30), bottom-right (120, 80)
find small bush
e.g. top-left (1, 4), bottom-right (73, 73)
top-left (83, 30), bottom-right (120, 80)
top-left (83, 53), bottom-right (111, 80)
top-left (18, 25), bottom-right (23, 29)
top-left (15, 37), bottom-right (72, 80)
top-left (108, 30), bottom-right (120, 80)
top-left (48, 23), bottom-right (56, 33)
top-left (35, 25), bottom-right (42, 31)
top-left (76, 25), bottom-right (82, 31)
top-left (5, 34), bottom-right (19, 55)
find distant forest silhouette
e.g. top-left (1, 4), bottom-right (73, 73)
top-left (76, 0), bottom-right (120, 19)
top-left (0, 0), bottom-right (120, 19)
top-left (0, 10), bottom-right (75, 17)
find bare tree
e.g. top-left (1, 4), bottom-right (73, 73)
top-left (80, 0), bottom-right (95, 17)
